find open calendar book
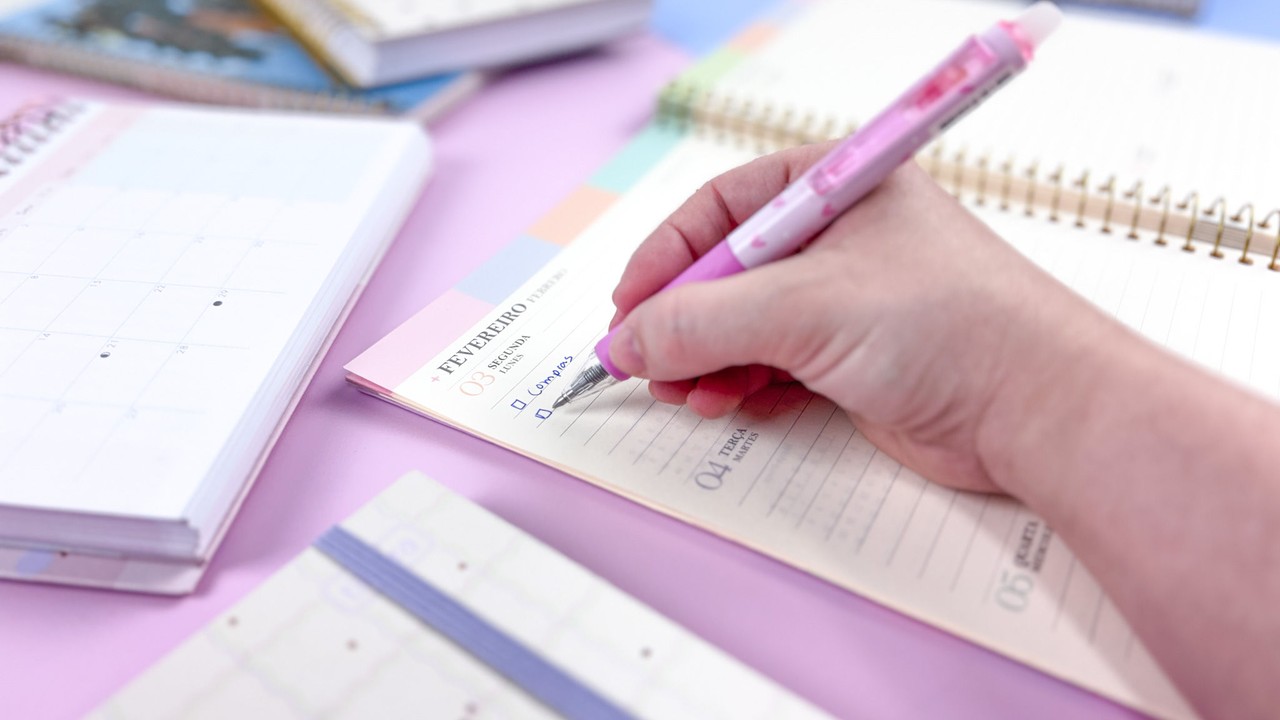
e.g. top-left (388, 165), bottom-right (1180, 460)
top-left (346, 1), bottom-right (1280, 718)
top-left (0, 99), bottom-right (430, 593)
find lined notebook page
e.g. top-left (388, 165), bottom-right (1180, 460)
top-left (344, 129), bottom-right (1280, 718)
top-left (702, 0), bottom-right (1279, 206)
top-left (0, 103), bottom-right (423, 526)
top-left (93, 472), bottom-right (830, 720)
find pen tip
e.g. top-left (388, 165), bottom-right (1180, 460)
top-left (552, 396), bottom-right (568, 409)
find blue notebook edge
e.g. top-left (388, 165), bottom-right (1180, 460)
top-left (0, 0), bottom-right (485, 119)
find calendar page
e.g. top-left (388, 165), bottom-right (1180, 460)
top-left (0, 101), bottom-right (428, 554)
top-left (94, 471), bottom-right (830, 719)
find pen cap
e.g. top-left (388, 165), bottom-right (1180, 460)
top-left (1013, 2), bottom-right (1063, 49)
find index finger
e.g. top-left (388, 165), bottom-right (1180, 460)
top-left (609, 140), bottom-right (839, 322)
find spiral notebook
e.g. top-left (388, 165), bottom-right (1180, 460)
top-left (346, 2), bottom-right (1280, 718)
top-left (0, 99), bottom-right (431, 594)
top-left (93, 471), bottom-right (829, 719)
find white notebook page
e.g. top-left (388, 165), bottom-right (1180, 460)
top-left (93, 472), bottom-right (830, 720)
top-left (0, 103), bottom-right (422, 525)
top-left (357, 130), bottom-right (1280, 718)
top-left (703, 0), bottom-right (1279, 207)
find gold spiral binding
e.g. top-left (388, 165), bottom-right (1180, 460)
top-left (1123, 180), bottom-right (1144, 239)
top-left (975, 155), bottom-right (991, 206)
top-left (929, 143), bottom-right (946, 178)
top-left (1261, 210), bottom-right (1280, 271)
top-left (654, 80), bottom-right (1280, 271)
top-left (1098, 176), bottom-right (1117, 234)
top-left (1148, 186), bottom-right (1172, 245)
top-left (1047, 166), bottom-right (1065, 223)
top-left (952, 148), bottom-right (968, 199)
top-left (1201, 197), bottom-right (1229, 258)
top-left (1231, 204), bottom-right (1255, 265)
top-left (1024, 161), bottom-right (1040, 217)
top-left (1175, 192), bottom-right (1200, 252)
top-left (1072, 170), bottom-right (1091, 228)
top-left (999, 157), bottom-right (1015, 211)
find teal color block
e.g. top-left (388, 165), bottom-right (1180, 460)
top-left (589, 125), bottom-right (684, 194)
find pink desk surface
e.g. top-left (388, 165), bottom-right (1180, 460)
top-left (0, 33), bottom-right (1145, 720)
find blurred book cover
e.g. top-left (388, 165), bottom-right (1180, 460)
top-left (1053, 0), bottom-right (1199, 17)
top-left (0, 0), bottom-right (483, 118)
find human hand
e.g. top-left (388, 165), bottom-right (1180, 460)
top-left (607, 142), bottom-right (1126, 493)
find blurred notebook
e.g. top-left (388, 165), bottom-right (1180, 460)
top-left (92, 471), bottom-right (830, 720)
top-left (1059, 0), bottom-right (1199, 16)
top-left (258, 0), bottom-right (652, 87)
top-left (0, 0), bottom-right (483, 119)
top-left (0, 98), bottom-right (430, 594)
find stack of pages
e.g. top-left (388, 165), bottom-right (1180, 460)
top-left (0, 99), bottom-right (430, 593)
top-left (258, 0), bottom-right (654, 86)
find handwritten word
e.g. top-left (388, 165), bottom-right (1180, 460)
top-left (526, 356), bottom-right (574, 397)
top-left (436, 306), bottom-right (528, 375)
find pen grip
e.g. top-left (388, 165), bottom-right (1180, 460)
top-left (596, 242), bottom-right (745, 380)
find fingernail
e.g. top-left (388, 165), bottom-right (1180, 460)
top-left (610, 325), bottom-right (645, 376)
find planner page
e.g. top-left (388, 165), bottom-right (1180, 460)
top-left (93, 471), bottom-right (830, 720)
top-left (348, 121), bottom-right (1280, 718)
top-left (698, 0), bottom-right (1280, 209)
top-left (0, 101), bottom-right (427, 549)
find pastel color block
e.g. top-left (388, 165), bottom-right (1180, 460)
top-left (345, 289), bottom-right (495, 390)
top-left (454, 235), bottom-right (561, 306)
top-left (726, 23), bottom-right (781, 52)
top-left (651, 0), bottom-right (780, 54)
top-left (15, 550), bottom-right (55, 576)
top-left (527, 186), bottom-right (619, 246)
top-left (676, 48), bottom-right (748, 89)
top-left (590, 125), bottom-right (685, 194)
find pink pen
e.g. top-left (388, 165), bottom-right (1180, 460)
top-left (554, 1), bottom-right (1063, 409)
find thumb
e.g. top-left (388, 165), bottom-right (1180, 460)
top-left (607, 255), bottom-right (828, 382)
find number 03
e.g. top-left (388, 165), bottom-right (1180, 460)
top-left (460, 372), bottom-right (496, 396)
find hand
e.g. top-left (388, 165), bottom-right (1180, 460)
top-left (607, 142), bottom-right (1125, 493)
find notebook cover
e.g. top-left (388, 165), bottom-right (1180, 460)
top-left (0, 0), bottom-right (483, 118)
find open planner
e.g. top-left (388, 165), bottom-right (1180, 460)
top-left (93, 471), bottom-right (829, 719)
top-left (0, 99), bottom-right (430, 593)
top-left (346, 1), bottom-right (1280, 718)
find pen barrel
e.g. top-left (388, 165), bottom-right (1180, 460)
top-left (598, 19), bottom-right (1036, 381)
top-left (596, 242), bottom-right (745, 380)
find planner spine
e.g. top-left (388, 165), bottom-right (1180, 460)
top-left (0, 100), bottom-right (83, 177)
top-left (658, 81), bottom-right (1280, 272)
